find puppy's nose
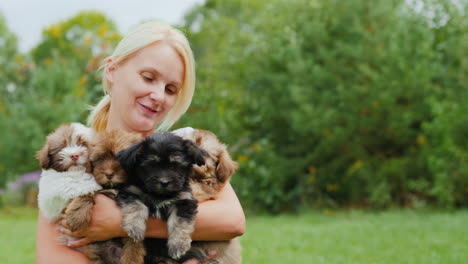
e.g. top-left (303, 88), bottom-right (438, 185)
top-left (105, 172), bottom-right (114, 179)
top-left (159, 179), bottom-right (171, 187)
top-left (71, 154), bottom-right (79, 161)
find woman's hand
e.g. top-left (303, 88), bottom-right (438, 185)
top-left (59, 194), bottom-right (125, 247)
top-left (182, 250), bottom-right (216, 264)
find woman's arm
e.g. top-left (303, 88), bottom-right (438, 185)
top-left (64, 182), bottom-right (245, 247)
top-left (36, 212), bottom-right (90, 264)
top-left (145, 182), bottom-right (245, 241)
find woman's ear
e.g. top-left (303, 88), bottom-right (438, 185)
top-left (105, 58), bottom-right (116, 84)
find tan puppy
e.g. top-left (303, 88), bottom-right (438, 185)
top-left (173, 128), bottom-right (241, 264)
top-left (77, 130), bottom-right (146, 264)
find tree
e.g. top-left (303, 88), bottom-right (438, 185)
top-left (0, 11), bottom-right (120, 187)
top-left (182, 0), bottom-right (468, 211)
top-left (31, 10), bottom-right (121, 103)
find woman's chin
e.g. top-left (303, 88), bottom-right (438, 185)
top-left (131, 118), bottom-right (159, 134)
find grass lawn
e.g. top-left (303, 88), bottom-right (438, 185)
top-left (0, 208), bottom-right (467, 263)
top-left (241, 210), bottom-right (468, 263)
top-left (0, 207), bottom-right (37, 264)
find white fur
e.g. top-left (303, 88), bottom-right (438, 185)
top-left (59, 145), bottom-right (89, 169)
top-left (172, 127), bottom-right (195, 138)
top-left (71, 122), bottom-right (95, 142)
top-left (38, 169), bottom-right (102, 221)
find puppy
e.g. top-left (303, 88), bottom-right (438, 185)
top-left (76, 130), bottom-right (145, 264)
top-left (172, 128), bottom-right (238, 201)
top-left (173, 127), bottom-right (241, 264)
top-left (36, 123), bottom-right (101, 231)
top-left (116, 132), bottom-right (210, 263)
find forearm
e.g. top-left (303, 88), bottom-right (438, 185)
top-left (145, 183), bottom-right (245, 241)
top-left (192, 196), bottom-right (245, 241)
top-left (36, 212), bottom-right (90, 264)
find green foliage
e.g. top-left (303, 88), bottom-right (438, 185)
top-left (1, 1), bottom-right (468, 212)
top-left (31, 10), bottom-right (121, 102)
top-left (0, 13), bottom-right (20, 94)
top-left (181, 0), bottom-right (468, 211)
top-left (0, 11), bottom-right (120, 187)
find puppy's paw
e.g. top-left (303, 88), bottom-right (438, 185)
top-left (121, 238), bottom-right (145, 264)
top-left (122, 215), bottom-right (147, 241)
top-left (120, 200), bottom-right (149, 241)
top-left (167, 237), bottom-right (192, 259)
top-left (124, 225), bottom-right (146, 242)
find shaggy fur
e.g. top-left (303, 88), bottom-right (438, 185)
top-left (36, 123), bottom-right (101, 229)
top-left (172, 128), bottom-right (238, 201)
top-left (116, 132), bottom-right (209, 263)
top-left (76, 130), bottom-right (146, 264)
top-left (172, 127), bottom-right (241, 264)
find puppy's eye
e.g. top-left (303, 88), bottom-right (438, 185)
top-left (169, 155), bottom-right (189, 166)
top-left (76, 136), bottom-right (88, 147)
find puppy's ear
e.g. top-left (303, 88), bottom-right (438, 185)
top-left (36, 143), bottom-right (50, 169)
top-left (116, 141), bottom-right (143, 172)
top-left (184, 140), bottom-right (208, 166)
top-left (216, 150), bottom-right (239, 183)
top-left (86, 160), bottom-right (94, 174)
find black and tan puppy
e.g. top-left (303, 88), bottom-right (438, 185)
top-left (116, 132), bottom-right (209, 263)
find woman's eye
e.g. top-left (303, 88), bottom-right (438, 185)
top-left (165, 85), bottom-right (178, 95)
top-left (142, 73), bottom-right (154, 82)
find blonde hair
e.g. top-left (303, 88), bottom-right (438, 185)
top-left (88, 20), bottom-right (196, 132)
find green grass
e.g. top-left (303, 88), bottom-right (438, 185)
top-left (0, 207), bottom-right (37, 264)
top-left (1, 208), bottom-right (467, 264)
top-left (241, 210), bottom-right (468, 263)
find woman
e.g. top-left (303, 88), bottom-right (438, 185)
top-left (36, 21), bottom-right (245, 264)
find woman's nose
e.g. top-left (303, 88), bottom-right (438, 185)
top-left (149, 82), bottom-right (166, 102)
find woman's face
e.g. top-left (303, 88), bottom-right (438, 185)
top-left (106, 41), bottom-right (184, 135)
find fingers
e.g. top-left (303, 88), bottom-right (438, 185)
top-left (59, 219), bottom-right (69, 229)
top-left (67, 237), bottom-right (91, 248)
top-left (57, 224), bottom-right (91, 247)
top-left (181, 250), bottom-right (217, 264)
top-left (207, 250), bottom-right (217, 259)
top-left (58, 225), bottom-right (83, 238)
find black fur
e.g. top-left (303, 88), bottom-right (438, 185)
top-left (117, 132), bottom-right (207, 197)
top-left (144, 239), bottom-right (209, 264)
top-left (116, 132), bottom-right (212, 263)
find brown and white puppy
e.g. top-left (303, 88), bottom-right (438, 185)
top-left (36, 123), bottom-right (100, 231)
top-left (172, 128), bottom-right (241, 264)
top-left (77, 130), bottom-right (145, 264)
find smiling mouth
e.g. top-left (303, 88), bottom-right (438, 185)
top-left (139, 103), bottom-right (158, 113)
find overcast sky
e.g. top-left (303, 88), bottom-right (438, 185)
top-left (0, 0), bottom-right (205, 52)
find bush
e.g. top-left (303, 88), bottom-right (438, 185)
top-left (182, 0), bottom-right (468, 211)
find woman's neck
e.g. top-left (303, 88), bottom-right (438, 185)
top-left (105, 120), bottom-right (153, 137)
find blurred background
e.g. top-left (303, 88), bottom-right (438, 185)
top-left (2, 0), bottom-right (467, 213)
top-left (0, 0), bottom-right (468, 262)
